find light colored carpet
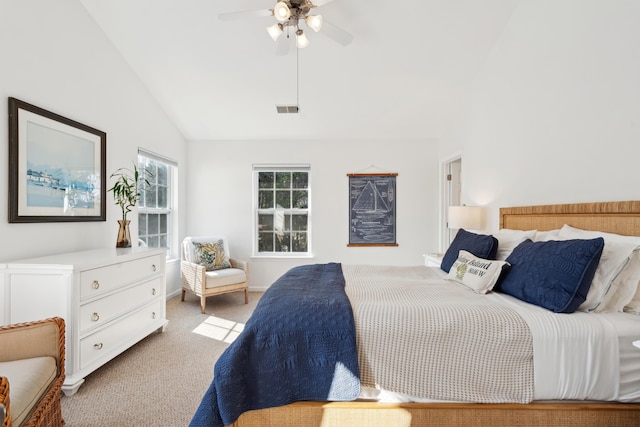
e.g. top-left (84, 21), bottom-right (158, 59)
top-left (61, 291), bottom-right (262, 427)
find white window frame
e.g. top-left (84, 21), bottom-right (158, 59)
top-left (138, 149), bottom-right (178, 259)
top-left (253, 164), bottom-right (312, 258)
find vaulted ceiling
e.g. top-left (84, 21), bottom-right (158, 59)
top-left (80, 0), bottom-right (518, 141)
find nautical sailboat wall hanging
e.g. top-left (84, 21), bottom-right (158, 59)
top-left (347, 173), bottom-right (398, 246)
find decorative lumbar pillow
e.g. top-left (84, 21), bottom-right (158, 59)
top-left (441, 229), bottom-right (499, 273)
top-left (192, 240), bottom-right (231, 271)
top-left (446, 250), bottom-right (510, 294)
top-left (498, 237), bottom-right (605, 313)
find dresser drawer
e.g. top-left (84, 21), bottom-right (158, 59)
top-left (80, 254), bottom-right (164, 300)
top-left (80, 299), bottom-right (163, 370)
top-left (79, 277), bottom-right (162, 333)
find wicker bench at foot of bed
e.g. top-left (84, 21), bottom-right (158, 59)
top-left (229, 401), bottom-right (640, 427)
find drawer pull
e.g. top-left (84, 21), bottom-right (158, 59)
top-left (152, 288), bottom-right (157, 296)
top-left (151, 264), bottom-right (157, 272)
top-left (91, 312), bottom-right (100, 322)
top-left (94, 343), bottom-right (104, 350)
top-left (152, 312), bottom-right (156, 319)
top-left (92, 280), bottom-right (100, 289)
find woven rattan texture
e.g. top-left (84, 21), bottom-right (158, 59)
top-left (1, 376), bottom-right (10, 427)
top-left (0, 318), bottom-right (65, 427)
top-left (236, 401), bottom-right (640, 427)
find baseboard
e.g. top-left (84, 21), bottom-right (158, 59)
top-left (166, 289), bottom-right (182, 299)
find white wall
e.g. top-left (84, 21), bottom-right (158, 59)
top-left (186, 139), bottom-right (439, 288)
top-left (0, 0), bottom-right (188, 294)
top-left (441, 0), bottom-right (640, 229)
top-left (8, 1), bottom-right (633, 295)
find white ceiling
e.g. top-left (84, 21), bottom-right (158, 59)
top-left (80, 0), bottom-right (518, 141)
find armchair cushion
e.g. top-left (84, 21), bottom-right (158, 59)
top-left (192, 240), bottom-right (231, 271)
top-left (205, 268), bottom-right (247, 289)
top-left (0, 317), bottom-right (65, 427)
top-left (0, 320), bottom-right (60, 363)
top-left (0, 357), bottom-right (56, 427)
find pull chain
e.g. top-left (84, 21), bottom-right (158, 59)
top-left (296, 41), bottom-right (300, 109)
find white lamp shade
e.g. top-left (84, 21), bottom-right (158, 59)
top-left (273, 2), bottom-right (291, 21)
top-left (267, 23), bottom-right (283, 41)
top-left (306, 14), bottom-right (323, 32)
top-left (448, 206), bottom-right (484, 230)
top-left (296, 30), bottom-right (309, 48)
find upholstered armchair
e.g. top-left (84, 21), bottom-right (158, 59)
top-left (0, 317), bottom-right (65, 427)
top-left (181, 236), bottom-right (249, 313)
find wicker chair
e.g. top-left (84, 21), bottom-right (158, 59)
top-left (0, 317), bottom-right (65, 427)
top-left (181, 236), bottom-right (249, 313)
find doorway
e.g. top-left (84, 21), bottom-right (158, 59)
top-left (440, 155), bottom-right (462, 251)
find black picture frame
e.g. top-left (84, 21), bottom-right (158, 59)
top-left (8, 97), bottom-right (106, 223)
top-left (348, 173), bottom-right (398, 246)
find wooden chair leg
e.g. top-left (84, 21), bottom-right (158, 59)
top-left (181, 289), bottom-right (186, 301)
top-left (244, 288), bottom-right (249, 304)
top-left (200, 296), bottom-right (206, 314)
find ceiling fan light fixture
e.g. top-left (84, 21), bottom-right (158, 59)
top-left (296, 29), bottom-right (309, 48)
top-left (305, 14), bottom-right (323, 32)
top-left (273, 1), bottom-right (291, 22)
top-left (267, 23), bottom-right (284, 41)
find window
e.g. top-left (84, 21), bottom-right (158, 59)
top-left (254, 165), bottom-right (310, 256)
top-left (138, 150), bottom-right (177, 256)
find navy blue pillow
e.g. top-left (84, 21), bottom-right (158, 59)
top-left (497, 238), bottom-right (605, 313)
top-left (441, 229), bottom-right (499, 273)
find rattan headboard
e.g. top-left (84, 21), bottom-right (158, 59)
top-left (499, 201), bottom-right (640, 237)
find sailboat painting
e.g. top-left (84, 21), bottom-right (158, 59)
top-left (348, 173), bottom-right (397, 246)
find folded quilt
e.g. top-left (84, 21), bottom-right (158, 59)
top-left (189, 262), bottom-right (360, 427)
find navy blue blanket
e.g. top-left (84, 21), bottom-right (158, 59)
top-left (189, 263), bottom-right (360, 427)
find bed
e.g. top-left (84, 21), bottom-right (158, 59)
top-left (191, 201), bottom-right (640, 427)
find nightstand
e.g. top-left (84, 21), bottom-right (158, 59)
top-left (424, 253), bottom-right (444, 268)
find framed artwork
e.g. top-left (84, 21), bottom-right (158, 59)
top-left (8, 97), bottom-right (106, 223)
top-left (348, 173), bottom-right (398, 246)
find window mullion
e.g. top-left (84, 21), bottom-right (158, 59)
top-left (254, 167), bottom-right (310, 256)
top-left (137, 152), bottom-right (174, 254)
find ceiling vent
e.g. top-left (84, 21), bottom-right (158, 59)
top-left (276, 105), bottom-right (299, 114)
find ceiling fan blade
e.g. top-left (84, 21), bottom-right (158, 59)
top-left (275, 34), bottom-right (291, 56)
top-left (320, 20), bottom-right (354, 46)
top-left (219, 9), bottom-right (273, 22)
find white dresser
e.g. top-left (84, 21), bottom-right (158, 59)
top-left (0, 247), bottom-right (168, 396)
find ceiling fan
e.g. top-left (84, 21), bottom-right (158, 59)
top-left (219, 0), bottom-right (354, 55)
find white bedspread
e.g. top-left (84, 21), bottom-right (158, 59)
top-left (344, 264), bottom-right (534, 403)
top-left (493, 292), bottom-right (620, 400)
top-left (346, 265), bottom-right (640, 403)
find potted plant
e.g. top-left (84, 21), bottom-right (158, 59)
top-left (108, 163), bottom-right (148, 248)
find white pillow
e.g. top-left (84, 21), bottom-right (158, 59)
top-left (533, 229), bottom-right (561, 242)
top-left (624, 278), bottom-right (640, 314)
top-left (446, 250), bottom-right (510, 294)
top-left (183, 237), bottom-right (195, 262)
top-left (558, 224), bottom-right (640, 312)
top-left (597, 248), bottom-right (640, 313)
top-left (494, 229), bottom-right (537, 260)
